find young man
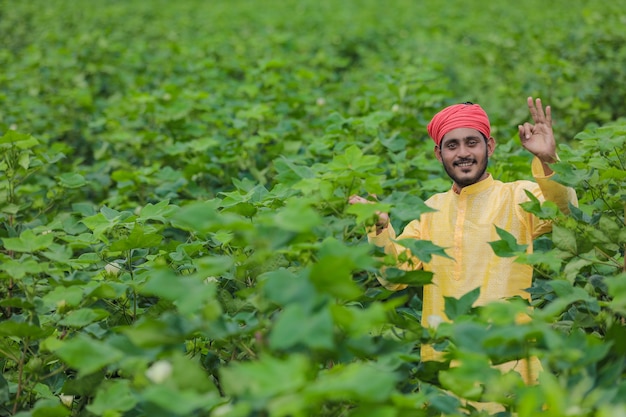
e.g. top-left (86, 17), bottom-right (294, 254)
top-left (349, 97), bottom-right (578, 382)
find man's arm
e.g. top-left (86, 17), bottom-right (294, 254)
top-left (519, 96), bottom-right (578, 215)
top-left (348, 195), bottom-right (422, 290)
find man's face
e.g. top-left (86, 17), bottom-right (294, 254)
top-left (435, 128), bottom-right (495, 189)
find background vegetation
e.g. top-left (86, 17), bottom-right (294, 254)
top-left (0, 0), bottom-right (625, 416)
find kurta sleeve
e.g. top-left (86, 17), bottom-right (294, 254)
top-left (368, 220), bottom-right (424, 290)
top-left (529, 156), bottom-right (579, 237)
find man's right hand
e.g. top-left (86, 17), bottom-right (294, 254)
top-left (348, 194), bottom-right (390, 233)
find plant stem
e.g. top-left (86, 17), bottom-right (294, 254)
top-left (12, 338), bottom-right (29, 415)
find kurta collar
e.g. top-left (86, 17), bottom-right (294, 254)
top-left (452, 173), bottom-right (494, 196)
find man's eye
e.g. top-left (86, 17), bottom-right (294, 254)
top-left (447, 143), bottom-right (457, 149)
top-left (468, 140), bottom-right (478, 146)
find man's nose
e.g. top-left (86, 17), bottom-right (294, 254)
top-left (458, 144), bottom-right (471, 157)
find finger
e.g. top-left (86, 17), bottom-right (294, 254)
top-left (527, 96), bottom-right (538, 121)
top-left (534, 98), bottom-right (545, 121)
top-left (518, 123), bottom-right (531, 140)
top-left (545, 104), bottom-right (552, 126)
top-left (348, 195), bottom-right (367, 204)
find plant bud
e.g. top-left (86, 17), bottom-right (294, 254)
top-left (146, 360), bottom-right (173, 384)
top-left (59, 394), bottom-right (74, 408)
top-left (105, 262), bottom-right (122, 276)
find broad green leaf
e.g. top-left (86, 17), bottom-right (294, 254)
top-left (383, 267), bottom-right (433, 286)
top-left (81, 213), bottom-right (114, 239)
top-left (58, 308), bottom-right (109, 328)
top-left (0, 131), bottom-right (39, 148)
top-left (552, 224), bottom-right (578, 253)
top-left (54, 334), bottom-right (124, 376)
top-left (29, 398), bottom-right (70, 417)
top-left (345, 202), bottom-right (391, 225)
top-left (488, 226), bottom-right (528, 257)
top-left (140, 384), bottom-right (220, 415)
top-left (86, 380), bottom-right (137, 415)
top-left (517, 250), bottom-right (563, 272)
top-left (171, 200), bottom-right (251, 233)
top-left (306, 361), bottom-right (399, 402)
top-left (220, 354), bottom-right (312, 400)
top-left (194, 255), bottom-right (234, 276)
top-left (0, 320), bottom-right (51, 339)
top-left (57, 172), bottom-right (87, 188)
top-left (520, 190), bottom-right (559, 218)
top-left (0, 373), bottom-right (9, 404)
top-left (274, 157), bottom-right (315, 185)
top-left (18, 151), bottom-right (31, 170)
top-left (607, 273), bottom-right (626, 315)
top-left (120, 317), bottom-right (187, 348)
top-left (1, 229), bottom-right (54, 253)
top-left (269, 304), bottom-right (334, 350)
top-left (137, 199), bottom-right (177, 223)
top-left (109, 223), bottom-right (163, 251)
top-left (0, 258), bottom-right (47, 279)
top-left (395, 238), bottom-right (452, 263)
top-left (273, 199), bottom-right (321, 233)
top-left (444, 287), bottom-right (480, 320)
top-left (387, 192), bottom-right (436, 222)
top-left (309, 256), bottom-right (362, 300)
top-left (260, 268), bottom-right (317, 307)
top-left (330, 303), bottom-right (388, 336)
top-left (42, 285), bottom-right (84, 309)
top-left (328, 145), bottom-right (379, 172)
top-left (140, 269), bottom-right (220, 316)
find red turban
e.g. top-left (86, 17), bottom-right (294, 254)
top-left (427, 103), bottom-right (491, 146)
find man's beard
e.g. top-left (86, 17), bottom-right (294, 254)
top-left (442, 150), bottom-right (489, 188)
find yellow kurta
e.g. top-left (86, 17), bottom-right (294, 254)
top-left (369, 158), bottom-right (577, 377)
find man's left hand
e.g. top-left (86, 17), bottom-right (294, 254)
top-left (518, 96), bottom-right (558, 164)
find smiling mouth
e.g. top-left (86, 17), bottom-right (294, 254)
top-left (454, 160), bottom-right (475, 168)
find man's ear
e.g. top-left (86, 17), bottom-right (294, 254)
top-left (487, 136), bottom-right (496, 157)
top-left (434, 145), bottom-right (442, 162)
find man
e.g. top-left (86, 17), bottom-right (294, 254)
top-left (349, 97), bottom-right (578, 383)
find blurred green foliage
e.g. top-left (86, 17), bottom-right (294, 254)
top-left (0, 0), bottom-right (625, 416)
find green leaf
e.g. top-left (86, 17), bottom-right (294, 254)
top-left (57, 172), bottom-right (87, 188)
top-left (345, 202), bottom-right (391, 225)
top-left (328, 145), bottom-right (379, 172)
top-left (444, 287), bottom-right (480, 320)
top-left (520, 190), bottom-right (559, 219)
top-left (140, 384), bottom-right (220, 415)
top-left (220, 354), bottom-right (312, 400)
top-left (0, 131), bottom-right (39, 148)
top-left (58, 308), bottom-right (109, 328)
top-left (30, 398), bottom-right (70, 417)
top-left (1, 229), bottom-right (54, 253)
top-left (54, 334), bottom-right (124, 376)
top-left (0, 258), bottom-right (47, 279)
top-left (439, 351), bottom-right (499, 401)
top-left (306, 361), bottom-right (399, 402)
top-left (137, 200), bottom-right (177, 223)
top-left (260, 268), bottom-right (317, 307)
top-left (86, 380), bottom-right (137, 415)
top-left (0, 320), bottom-right (51, 339)
top-left (0, 373), bottom-right (9, 405)
top-left (395, 238), bottom-right (452, 263)
top-left (269, 304), bottom-right (334, 351)
top-left (194, 255), bottom-right (234, 277)
top-left (383, 268), bottom-right (433, 286)
top-left (140, 269), bottom-right (220, 316)
top-left (120, 317), bottom-right (187, 348)
top-left (552, 224), bottom-right (578, 253)
top-left (273, 199), bottom-right (321, 233)
top-left (387, 192), bottom-right (436, 222)
top-left (109, 223), bottom-right (163, 251)
top-left (488, 225), bottom-right (528, 257)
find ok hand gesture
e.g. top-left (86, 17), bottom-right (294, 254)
top-left (518, 96), bottom-right (558, 164)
